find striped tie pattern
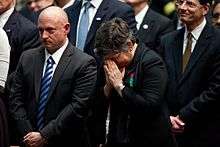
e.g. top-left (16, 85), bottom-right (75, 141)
top-left (37, 56), bottom-right (55, 130)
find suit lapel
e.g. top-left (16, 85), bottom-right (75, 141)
top-left (84, 0), bottom-right (109, 51)
top-left (137, 9), bottom-right (154, 42)
top-left (173, 29), bottom-right (184, 81)
top-left (179, 24), bottom-right (213, 85)
top-left (34, 48), bottom-right (45, 101)
top-left (46, 43), bottom-right (73, 102)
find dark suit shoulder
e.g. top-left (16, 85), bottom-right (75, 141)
top-left (18, 14), bottom-right (38, 36)
top-left (137, 44), bottom-right (164, 64)
top-left (8, 11), bottom-right (38, 32)
top-left (20, 47), bottom-right (43, 58)
top-left (110, 0), bottom-right (133, 10)
top-left (71, 46), bottom-right (96, 62)
top-left (4, 11), bottom-right (40, 50)
top-left (161, 29), bottom-right (180, 42)
top-left (148, 9), bottom-right (172, 25)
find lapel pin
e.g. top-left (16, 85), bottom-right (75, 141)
top-left (143, 24), bottom-right (148, 29)
top-left (5, 29), bottom-right (11, 33)
top-left (96, 17), bottom-right (101, 21)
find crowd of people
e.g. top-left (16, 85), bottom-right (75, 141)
top-left (0, 0), bottom-right (220, 147)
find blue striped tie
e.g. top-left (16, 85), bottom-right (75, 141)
top-left (76, 0), bottom-right (92, 50)
top-left (37, 56), bottom-right (55, 130)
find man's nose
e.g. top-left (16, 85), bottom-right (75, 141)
top-left (41, 30), bottom-right (49, 39)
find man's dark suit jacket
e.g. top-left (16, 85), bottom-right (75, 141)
top-left (137, 8), bottom-right (174, 55)
top-left (19, 6), bottom-right (39, 24)
top-left (9, 43), bottom-right (97, 147)
top-left (65, 0), bottom-right (137, 58)
top-left (94, 44), bottom-right (177, 146)
top-left (161, 23), bottom-right (220, 147)
top-left (3, 10), bottom-right (41, 74)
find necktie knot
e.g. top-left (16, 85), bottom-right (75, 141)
top-left (187, 32), bottom-right (193, 40)
top-left (83, 1), bottom-right (93, 10)
top-left (47, 56), bottom-right (55, 65)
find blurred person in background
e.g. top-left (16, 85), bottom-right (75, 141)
top-left (212, 0), bottom-right (220, 28)
top-left (19, 0), bottom-right (54, 23)
top-left (19, 0), bottom-right (76, 24)
top-left (27, 0), bottom-right (54, 12)
top-left (124, 0), bottom-right (174, 55)
top-left (54, 0), bottom-right (75, 9)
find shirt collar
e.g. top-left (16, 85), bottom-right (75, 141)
top-left (82, 0), bottom-right (103, 8)
top-left (135, 4), bottom-right (149, 30)
top-left (184, 18), bottom-right (206, 41)
top-left (45, 38), bottom-right (69, 65)
top-left (62, 0), bottom-right (75, 9)
top-left (0, 6), bottom-right (14, 27)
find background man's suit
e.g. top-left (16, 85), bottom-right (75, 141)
top-left (65, 0), bottom-right (137, 58)
top-left (9, 43), bottom-right (97, 147)
top-left (161, 23), bottom-right (220, 147)
top-left (3, 10), bottom-right (41, 74)
top-left (137, 8), bottom-right (174, 55)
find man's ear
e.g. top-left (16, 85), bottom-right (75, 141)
top-left (202, 3), bottom-right (210, 16)
top-left (64, 23), bottom-right (70, 34)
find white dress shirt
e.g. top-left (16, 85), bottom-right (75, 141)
top-left (0, 28), bottom-right (10, 87)
top-left (0, 6), bottom-right (14, 28)
top-left (135, 4), bottom-right (149, 30)
top-left (43, 38), bottom-right (69, 77)
top-left (183, 18), bottom-right (206, 54)
top-left (62, 0), bottom-right (76, 9)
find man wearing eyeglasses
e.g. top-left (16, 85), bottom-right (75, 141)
top-left (160, 0), bottom-right (220, 146)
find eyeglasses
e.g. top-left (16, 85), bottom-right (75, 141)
top-left (175, 0), bottom-right (200, 8)
top-left (213, 12), bottom-right (220, 20)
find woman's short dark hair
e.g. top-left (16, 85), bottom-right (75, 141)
top-left (94, 17), bottom-right (136, 57)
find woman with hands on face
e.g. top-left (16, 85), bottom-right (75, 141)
top-left (93, 18), bottom-right (177, 147)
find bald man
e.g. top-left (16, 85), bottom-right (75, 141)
top-left (9, 6), bottom-right (97, 147)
